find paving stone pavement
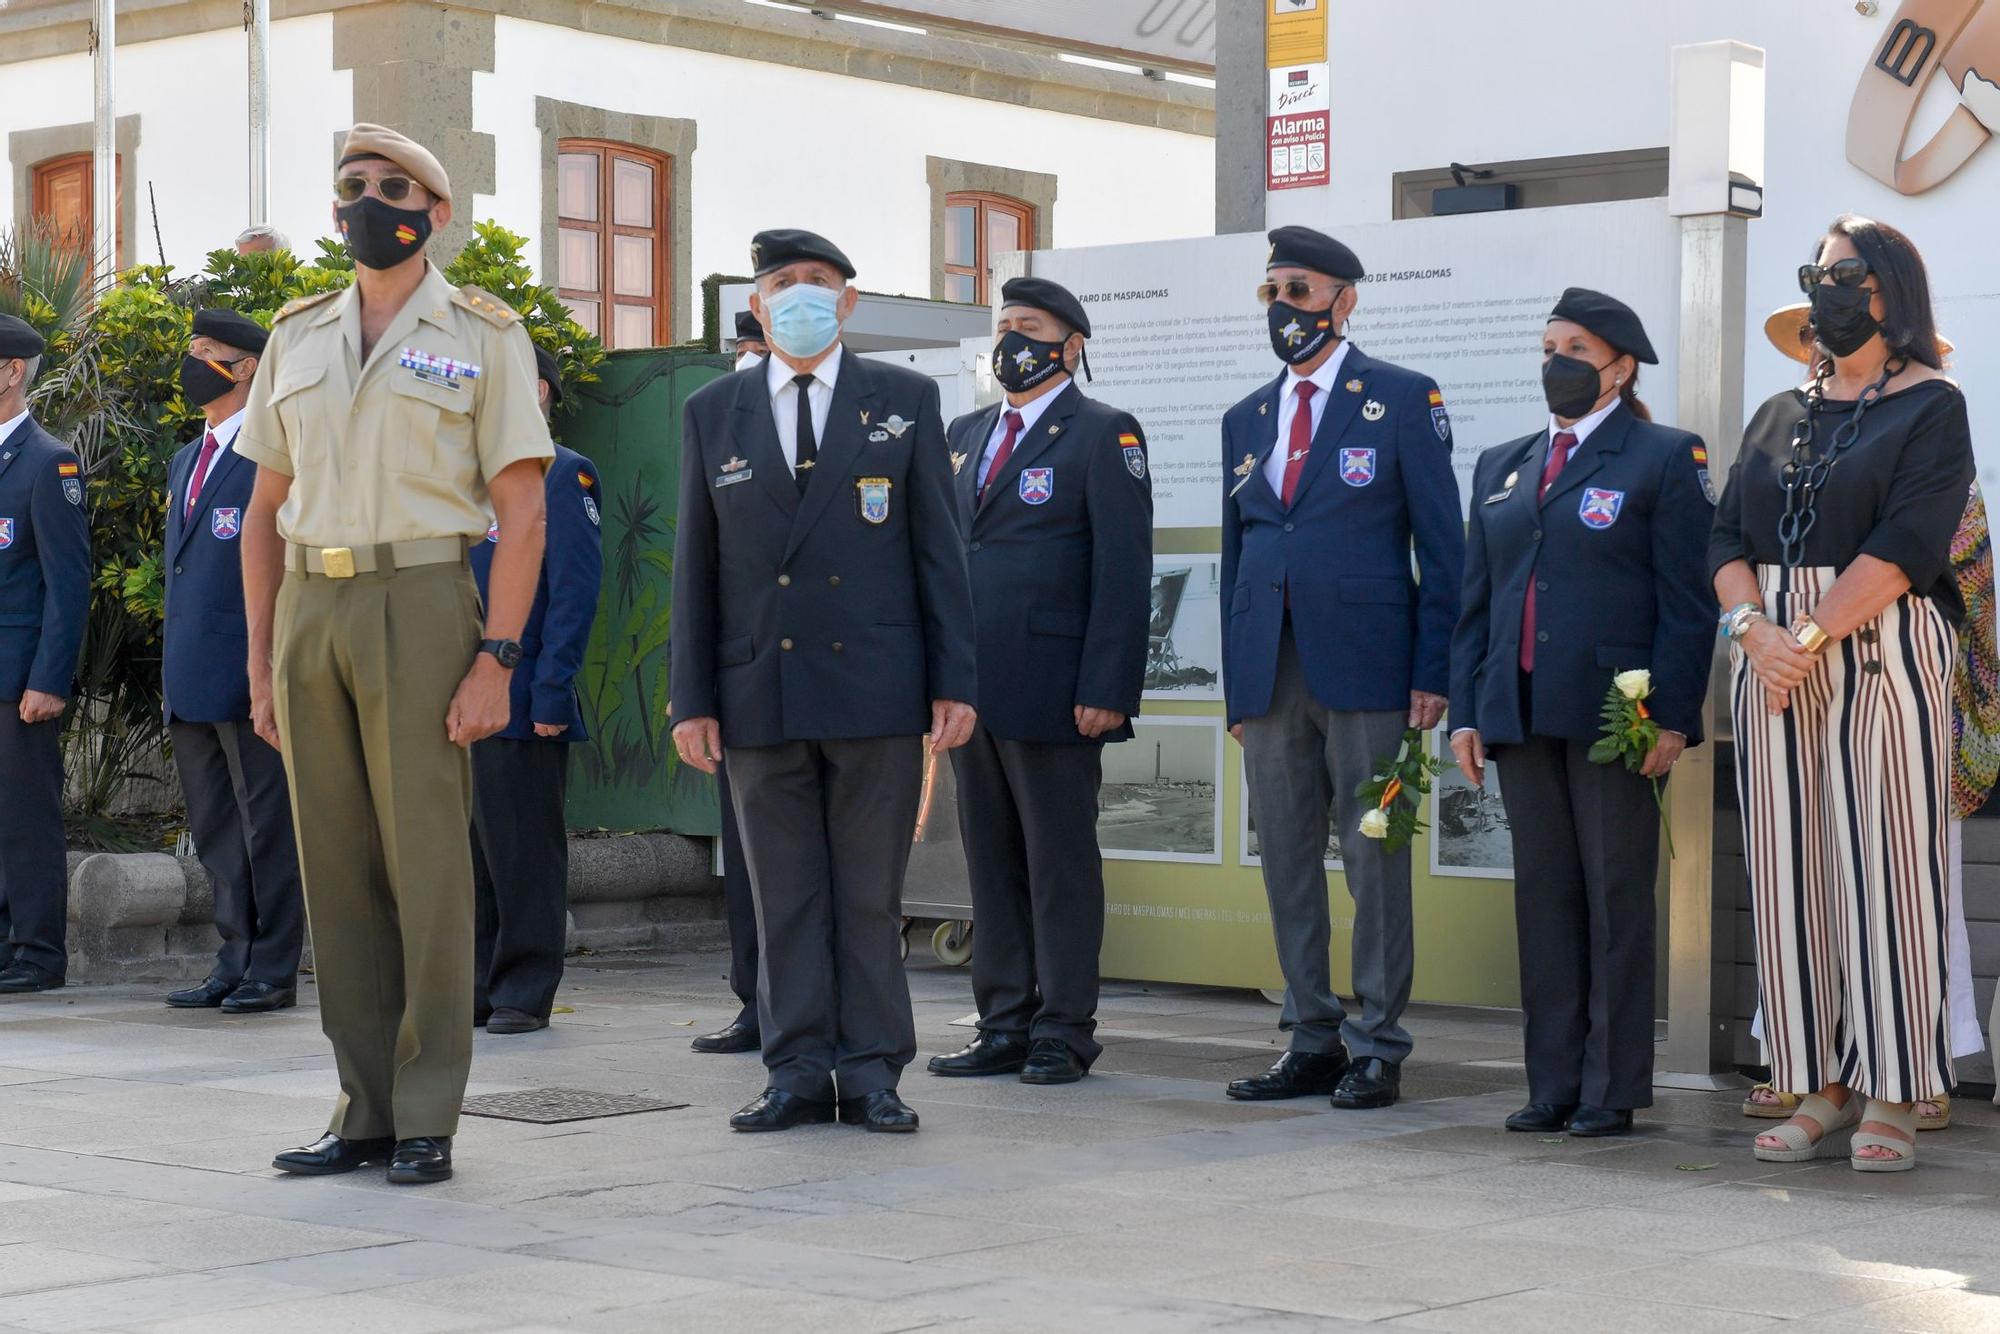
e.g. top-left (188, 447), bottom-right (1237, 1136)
top-left (3, 952), bottom-right (2000, 1332)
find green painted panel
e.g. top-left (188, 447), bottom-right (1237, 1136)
top-left (560, 347), bottom-right (729, 835)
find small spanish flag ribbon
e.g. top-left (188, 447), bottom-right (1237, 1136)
top-left (57, 462), bottom-right (80, 477)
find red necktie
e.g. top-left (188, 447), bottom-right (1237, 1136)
top-left (1279, 380), bottom-right (1317, 507)
top-left (1519, 430), bottom-right (1577, 673)
top-left (980, 410), bottom-right (1025, 500)
top-left (185, 431), bottom-right (221, 518)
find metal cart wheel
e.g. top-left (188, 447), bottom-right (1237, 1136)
top-left (932, 919), bottom-right (973, 967)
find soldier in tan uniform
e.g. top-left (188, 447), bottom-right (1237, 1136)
top-left (237, 125), bottom-right (552, 1185)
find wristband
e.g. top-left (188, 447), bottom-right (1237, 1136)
top-left (1721, 601), bottom-right (1765, 640)
top-left (1792, 618), bottom-right (1831, 654)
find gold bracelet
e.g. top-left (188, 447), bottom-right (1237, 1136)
top-left (1792, 618), bottom-right (1831, 655)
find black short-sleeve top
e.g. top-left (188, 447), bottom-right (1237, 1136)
top-left (1708, 380), bottom-right (1974, 623)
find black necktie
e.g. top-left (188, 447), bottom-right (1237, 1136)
top-left (793, 373), bottom-right (817, 493)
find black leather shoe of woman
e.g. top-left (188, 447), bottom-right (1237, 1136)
top-left (1505, 1102), bottom-right (1578, 1133)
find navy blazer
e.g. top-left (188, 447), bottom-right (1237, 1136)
top-left (1448, 404), bottom-right (1717, 747)
top-left (949, 383), bottom-right (1153, 745)
top-left (162, 432), bottom-right (257, 723)
top-left (1219, 347), bottom-right (1464, 725)
top-left (470, 443), bottom-right (604, 742)
top-left (669, 351), bottom-right (976, 750)
top-left (0, 415), bottom-right (90, 702)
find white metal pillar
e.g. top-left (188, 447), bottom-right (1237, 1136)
top-left (247, 0), bottom-right (271, 228)
top-left (1659, 40), bottom-right (1764, 1083)
top-left (91, 0), bottom-right (116, 285)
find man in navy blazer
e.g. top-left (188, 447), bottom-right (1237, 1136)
top-left (0, 314), bottom-right (90, 995)
top-left (1219, 228), bottom-right (1464, 1108)
top-left (670, 229), bottom-right (976, 1134)
top-left (162, 309), bottom-right (306, 1013)
top-left (927, 277), bottom-right (1152, 1086)
top-left (467, 346), bottom-right (603, 1035)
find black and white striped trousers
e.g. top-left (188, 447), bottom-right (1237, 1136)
top-left (1733, 564), bottom-right (1955, 1103)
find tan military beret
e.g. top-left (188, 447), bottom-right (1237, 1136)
top-left (338, 123), bottom-right (451, 204)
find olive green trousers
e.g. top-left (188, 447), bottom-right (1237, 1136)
top-left (272, 559), bottom-right (482, 1139)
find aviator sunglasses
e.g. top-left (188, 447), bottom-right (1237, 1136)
top-left (334, 175), bottom-right (422, 204)
top-left (1256, 278), bottom-right (1349, 307)
top-left (1796, 258), bottom-right (1871, 293)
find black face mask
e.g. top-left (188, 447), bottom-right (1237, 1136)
top-left (179, 354), bottom-right (245, 408)
top-left (1267, 300), bottom-right (1337, 366)
top-left (992, 330), bottom-right (1070, 393)
top-left (1542, 352), bottom-right (1613, 420)
top-left (1808, 283), bottom-right (1881, 358)
top-left (336, 195), bottom-right (433, 270)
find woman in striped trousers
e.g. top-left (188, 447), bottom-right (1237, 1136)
top-left (1710, 216), bottom-right (1974, 1171)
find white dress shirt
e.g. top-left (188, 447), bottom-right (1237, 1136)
top-left (980, 381), bottom-right (1066, 486)
top-left (767, 343), bottom-right (843, 475)
top-left (1263, 339), bottom-right (1353, 496)
top-left (0, 408), bottom-right (29, 449)
top-left (1545, 396), bottom-right (1620, 467)
top-left (188, 407), bottom-right (246, 502)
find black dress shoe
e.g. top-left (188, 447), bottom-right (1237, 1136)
top-left (485, 1007), bottom-right (548, 1035)
top-left (928, 1032), bottom-right (1030, 1077)
top-left (166, 976), bottom-right (238, 1008)
top-left (1568, 1105), bottom-right (1635, 1137)
top-left (1329, 1057), bottom-right (1401, 1109)
top-left (691, 1021), bottom-right (761, 1054)
top-left (839, 1089), bottom-right (920, 1133)
top-left (1225, 1048), bottom-right (1350, 1101)
top-left (0, 962), bottom-right (63, 995)
top-left (1505, 1102), bottom-right (1579, 1133)
top-left (730, 1088), bottom-right (836, 1132)
top-left (220, 980), bottom-right (296, 1013)
top-left (272, 1133), bottom-right (396, 1175)
top-left (1019, 1038), bottom-right (1087, 1085)
top-left (388, 1137), bottom-right (453, 1184)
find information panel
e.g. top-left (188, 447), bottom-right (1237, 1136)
top-left (1025, 200), bottom-right (1681, 1001)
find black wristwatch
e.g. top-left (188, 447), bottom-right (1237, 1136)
top-left (478, 638), bottom-right (523, 670)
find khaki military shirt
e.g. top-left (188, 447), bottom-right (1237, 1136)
top-left (236, 264), bottom-right (553, 547)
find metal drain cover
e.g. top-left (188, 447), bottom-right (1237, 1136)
top-left (461, 1087), bottom-right (688, 1123)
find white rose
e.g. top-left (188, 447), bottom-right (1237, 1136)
top-left (1613, 669), bottom-right (1652, 702)
top-left (1358, 808), bottom-right (1391, 839)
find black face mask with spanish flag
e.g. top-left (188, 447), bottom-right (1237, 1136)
top-left (1267, 299), bottom-right (1337, 366)
top-left (337, 195), bottom-right (432, 270)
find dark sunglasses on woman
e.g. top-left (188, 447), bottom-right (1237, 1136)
top-left (1797, 258), bottom-right (1871, 293)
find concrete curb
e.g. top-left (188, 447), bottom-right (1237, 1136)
top-left (62, 833), bottom-right (725, 984)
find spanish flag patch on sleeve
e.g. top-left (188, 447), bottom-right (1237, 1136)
top-left (578, 472), bottom-right (593, 488)
top-left (1692, 446), bottom-right (1708, 465)
top-left (1118, 432), bottom-right (1140, 447)
top-left (1427, 389), bottom-right (1444, 407)
top-left (57, 462), bottom-right (80, 477)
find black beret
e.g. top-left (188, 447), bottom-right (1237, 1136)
top-left (0, 313), bottom-right (47, 359)
top-left (1548, 287), bottom-right (1658, 364)
top-left (999, 277), bottom-right (1090, 339)
top-left (192, 308), bottom-right (269, 355)
top-left (532, 345), bottom-right (563, 404)
top-left (733, 310), bottom-right (766, 344)
top-left (750, 229), bottom-right (855, 281)
top-left (1266, 226), bottom-right (1364, 282)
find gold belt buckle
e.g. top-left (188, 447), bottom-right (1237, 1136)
top-left (320, 547), bottom-right (356, 579)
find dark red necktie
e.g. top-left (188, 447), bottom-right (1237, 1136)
top-left (1519, 430), bottom-right (1577, 673)
top-left (1279, 380), bottom-right (1317, 507)
top-left (185, 431), bottom-right (221, 518)
top-left (979, 410), bottom-right (1025, 500)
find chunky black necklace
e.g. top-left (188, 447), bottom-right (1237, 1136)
top-left (1777, 356), bottom-right (1908, 569)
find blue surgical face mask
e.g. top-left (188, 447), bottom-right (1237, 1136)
top-left (762, 283), bottom-right (843, 360)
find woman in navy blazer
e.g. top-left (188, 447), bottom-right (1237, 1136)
top-left (1448, 289), bottom-right (1717, 1138)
